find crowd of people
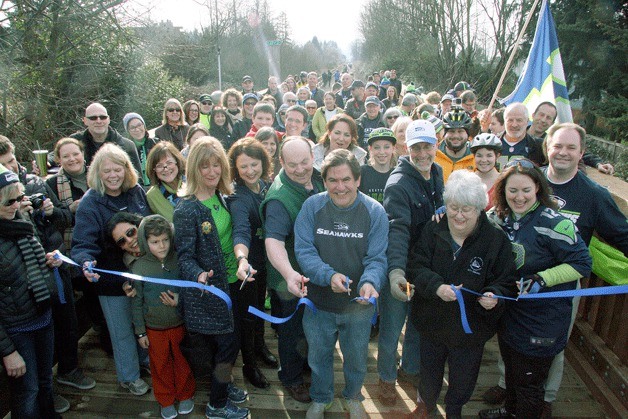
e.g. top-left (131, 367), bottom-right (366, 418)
top-left (1, 68), bottom-right (627, 419)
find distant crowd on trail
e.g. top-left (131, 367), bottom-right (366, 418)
top-left (1, 64), bottom-right (627, 419)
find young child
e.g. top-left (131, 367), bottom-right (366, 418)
top-left (130, 215), bottom-right (196, 419)
top-left (245, 103), bottom-right (284, 140)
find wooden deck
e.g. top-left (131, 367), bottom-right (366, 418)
top-left (29, 325), bottom-right (607, 418)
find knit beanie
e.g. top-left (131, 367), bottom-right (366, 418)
top-left (0, 163), bottom-right (19, 188)
top-left (122, 112), bottom-right (145, 132)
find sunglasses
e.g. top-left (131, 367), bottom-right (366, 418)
top-left (115, 227), bottom-right (137, 247)
top-left (167, 108), bottom-right (181, 113)
top-left (386, 115), bottom-right (399, 120)
top-left (5, 194), bottom-right (25, 206)
top-left (503, 158), bottom-right (537, 170)
top-left (86, 115), bottom-right (108, 121)
top-left (201, 101), bottom-right (212, 105)
top-left (286, 99), bottom-right (296, 103)
top-left (244, 101), bottom-right (257, 106)
top-left (279, 112), bottom-right (286, 116)
top-left (306, 106), bottom-right (317, 110)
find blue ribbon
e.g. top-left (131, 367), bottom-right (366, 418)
top-left (53, 268), bottom-right (66, 304)
top-left (455, 284), bottom-right (628, 334)
top-left (248, 297), bottom-right (316, 324)
top-left (55, 253), bottom-right (232, 310)
top-left (247, 295), bottom-right (379, 325)
top-left (452, 285), bottom-right (472, 334)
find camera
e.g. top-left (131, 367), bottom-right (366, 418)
top-left (28, 193), bottom-right (46, 210)
top-left (453, 97), bottom-right (463, 107)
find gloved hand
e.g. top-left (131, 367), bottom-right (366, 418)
top-left (389, 268), bottom-right (414, 302)
top-left (518, 274), bottom-right (545, 295)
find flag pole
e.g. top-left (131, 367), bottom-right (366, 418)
top-left (488, 0), bottom-right (543, 110)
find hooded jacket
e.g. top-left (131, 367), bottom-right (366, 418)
top-left (130, 215), bottom-right (183, 334)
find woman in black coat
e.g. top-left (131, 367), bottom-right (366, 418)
top-left (406, 170), bottom-right (517, 418)
top-left (0, 165), bottom-right (62, 417)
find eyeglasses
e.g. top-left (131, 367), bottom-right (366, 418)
top-left (4, 194), bottom-right (25, 206)
top-left (86, 115), bottom-right (108, 121)
top-left (115, 227), bottom-right (137, 247)
top-left (386, 115), bottom-right (400, 120)
top-left (201, 101), bottom-right (212, 105)
top-left (167, 108), bottom-right (181, 113)
top-left (244, 101), bottom-right (257, 106)
top-left (279, 112), bottom-right (286, 116)
top-left (155, 160), bottom-right (176, 171)
top-left (128, 123), bottom-right (144, 131)
top-left (306, 106), bottom-right (317, 110)
top-left (286, 99), bottom-right (296, 103)
top-left (503, 158), bottom-right (536, 170)
top-left (446, 205), bottom-right (477, 216)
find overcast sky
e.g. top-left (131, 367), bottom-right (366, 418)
top-left (130, 0), bottom-right (363, 55)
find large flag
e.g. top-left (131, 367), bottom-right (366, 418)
top-left (501, 0), bottom-right (572, 123)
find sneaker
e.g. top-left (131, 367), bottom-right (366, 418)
top-left (478, 406), bottom-right (514, 419)
top-left (54, 394), bottom-right (70, 414)
top-left (205, 400), bottom-right (249, 419)
top-left (345, 399), bottom-right (366, 419)
top-left (120, 378), bottom-right (150, 396)
top-left (56, 368), bottom-right (96, 390)
top-left (397, 368), bottom-right (420, 387)
top-left (227, 382), bottom-right (248, 404)
top-left (161, 404), bottom-right (178, 419)
top-left (178, 398), bottom-right (195, 415)
top-left (378, 379), bottom-right (397, 406)
top-left (306, 401), bottom-right (331, 419)
top-left (482, 385), bottom-right (507, 404)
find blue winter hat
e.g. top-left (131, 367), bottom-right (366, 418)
top-left (122, 112), bottom-right (145, 132)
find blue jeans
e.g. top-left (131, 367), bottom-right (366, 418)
top-left (99, 295), bottom-right (142, 382)
top-left (7, 319), bottom-right (56, 418)
top-left (377, 282), bottom-right (421, 382)
top-left (303, 305), bottom-right (374, 403)
top-left (270, 289), bottom-right (307, 387)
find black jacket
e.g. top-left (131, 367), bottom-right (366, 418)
top-left (407, 212), bottom-right (518, 347)
top-left (71, 127), bottom-right (142, 176)
top-left (0, 215), bottom-right (55, 357)
top-left (383, 157), bottom-right (444, 273)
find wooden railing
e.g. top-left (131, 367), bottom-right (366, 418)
top-left (565, 169), bottom-right (628, 419)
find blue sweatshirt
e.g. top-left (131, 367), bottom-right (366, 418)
top-left (294, 191), bottom-right (388, 314)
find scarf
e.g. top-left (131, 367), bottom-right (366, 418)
top-left (56, 167), bottom-right (87, 250)
top-left (0, 218), bottom-right (51, 303)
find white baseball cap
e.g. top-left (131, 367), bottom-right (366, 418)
top-left (405, 119), bottom-right (437, 148)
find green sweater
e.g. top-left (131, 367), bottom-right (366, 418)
top-left (130, 245), bottom-right (183, 334)
top-left (260, 168), bottom-right (324, 292)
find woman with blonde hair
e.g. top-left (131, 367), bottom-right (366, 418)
top-left (154, 98), bottom-right (189, 150)
top-left (71, 143), bottom-right (151, 397)
top-left (173, 137), bottom-right (249, 418)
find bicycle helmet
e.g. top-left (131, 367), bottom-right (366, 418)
top-left (470, 133), bottom-right (502, 153)
top-left (442, 108), bottom-right (472, 131)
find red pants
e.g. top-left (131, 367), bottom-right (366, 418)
top-left (146, 325), bottom-right (196, 407)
